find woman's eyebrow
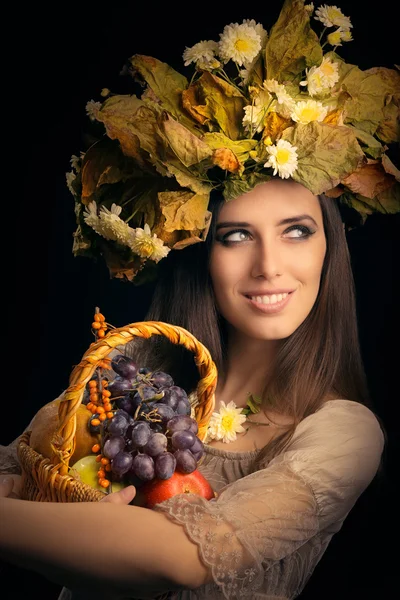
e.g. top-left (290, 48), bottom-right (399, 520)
top-left (216, 214), bottom-right (318, 230)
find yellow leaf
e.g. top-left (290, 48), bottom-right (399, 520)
top-left (158, 191), bottom-right (210, 232)
top-left (262, 112), bottom-right (292, 142)
top-left (161, 114), bottom-right (213, 167)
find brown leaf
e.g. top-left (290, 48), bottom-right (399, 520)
top-left (262, 112), bottom-right (292, 142)
top-left (212, 148), bottom-right (242, 174)
top-left (323, 109), bottom-right (343, 126)
top-left (182, 86), bottom-right (209, 125)
top-left (342, 159), bottom-right (396, 199)
top-left (324, 186), bottom-right (345, 198)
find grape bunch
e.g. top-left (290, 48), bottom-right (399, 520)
top-left (85, 353), bottom-right (204, 487)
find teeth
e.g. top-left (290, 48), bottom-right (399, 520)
top-left (251, 293), bottom-right (288, 305)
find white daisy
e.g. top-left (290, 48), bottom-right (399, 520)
top-left (70, 154), bottom-right (81, 172)
top-left (300, 56), bottom-right (339, 96)
top-left (340, 29), bottom-right (353, 43)
top-left (182, 40), bottom-right (219, 68)
top-left (98, 204), bottom-right (133, 244)
top-left (242, 19), bottom-right (268, 48)
top-left (85, 100), bottom-right (102, 121)
top-left (218, 22), bottom-right (262, 66)
top-left (206, 401), bottom-right (247, 444)
top-left (66, 171), bottom-right (76, 195)
top-left (305, 3), bottom-right (315, 13)
top-left (83, 201), bottom-right (103, 236)
top-left (128, 223), bottom-right (170, 263)
top-left (263, 79), bottom-right (296, 117)
top-left (242, 89), bottom-right (272, 133)
top-left (327, 29), bottom-right (343, 47)
top-left (314, 4), bottom-right (352, 30)
top-left (291, 99), bottom-right (328, 124)
top-left (264, 139), bottom-right (298, 179)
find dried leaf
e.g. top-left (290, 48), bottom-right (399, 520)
top-left (262, 112), bottom-right (292, 142)
top-left (212, 148), bottom-right (242, 174)
top-left (282, 121), bottom-right (365, 195)
top-left (382, 154), bottom-right (400, 181)
top-left (265, 0), bottom-right (322, 82)
top-left (347, 125), bottom-right (384, 159)
top-left (202, 132), bottom-right (257, 163)
top-left (342, 159), bottom-right (395, 199)
top-left (161, 114), bottom-right (213, 167)
top-left (158, 190), bottom-right (210, 232)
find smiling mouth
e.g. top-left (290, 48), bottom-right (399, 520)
top-left (245, 292), bottom-right (293, 306)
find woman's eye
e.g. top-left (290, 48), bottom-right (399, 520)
top-left (219, 230), bottom-right (251, 243)
top-left (284, 225), bottom-right (314, 239)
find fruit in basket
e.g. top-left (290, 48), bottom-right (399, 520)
top-left (29, 398), bottom-right (100, 464)
top-left (137, 469), bottom-right (216, 509)
top-left (71, 455), bottom-right (126, 493)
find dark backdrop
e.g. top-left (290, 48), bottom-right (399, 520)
top-left (2, 1), bottom-right (398, 598)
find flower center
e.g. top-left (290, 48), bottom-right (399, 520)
top-left (300, 107), bottom-right (319, 122)
top-left (222, 414), bottom-right (236, 429)
top-left (276, 148), bottom-right (290, 164)
top-left (135, 239), bottom-right (155, 257)
top-left (321, 62), bottom-right (335, 76)
top-left (235, 39), bottom-right (249, 52)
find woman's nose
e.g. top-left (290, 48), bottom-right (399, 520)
top-left (250, 240), bottom-right (284, 280)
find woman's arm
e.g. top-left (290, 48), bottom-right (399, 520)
top-left (0, 485), bottom-right (211, 598)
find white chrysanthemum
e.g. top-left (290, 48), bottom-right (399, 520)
top-left (242, 90), bottom-right (272, 133)
top-left (264, 139), bottom-right (298, 179)
top-left (70, 154), bottom-right (81, 172)
top-left (340, 29), bottom-right (353, 42)
top-left (314, 4), bottom-right (352, 29)
top-left (291, 99), bottom-right (328, 124)
top-left (206, 401), bottom-right (247, 444)
top-left (218, 22), bottom-right (262, 66)
top-left (263, 79), bottom-right (296, 117)
top-left (85, 100), bottom-right (101, 121)
top-left (242, 19), bottom-right (268, 48)
top-left (83, 201), bottom-right (103, 236)
top-left (182, 40), bottom-right (219, 67)
top-left (98, 204), bottom-right (133, 244)
top-left (327, 29), bottom-right (343, 46)
top-left (128, 223), bottom-right (170, 263)
top-left (305, 3), bottom-right (315, 13)
top-left (65, 171), bottom-right (76, 195)
top-left (300, 56), bottom-right (339, 96)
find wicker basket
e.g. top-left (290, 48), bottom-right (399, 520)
top-left (17, 321), bottom-right (217, 502)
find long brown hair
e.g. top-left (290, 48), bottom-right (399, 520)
top-left (129, 185), bottom-right (373, 461)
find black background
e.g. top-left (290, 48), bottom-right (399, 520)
top-left (2, 1), bottom-right (399, 598)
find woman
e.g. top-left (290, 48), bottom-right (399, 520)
top-left (0, 178), bottom-right (385, 600)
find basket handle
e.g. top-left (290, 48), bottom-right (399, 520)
top-left (54, 321), bottom-right (217, 474)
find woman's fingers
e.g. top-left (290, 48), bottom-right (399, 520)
top-left (0, 476), bottom-right (16, 498)
top-left (100, 485), bottom-right (137, 504)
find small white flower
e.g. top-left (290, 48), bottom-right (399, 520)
top-left (340, 29), bottom-right (353, 43)
top-left (305, 3), bottom-right (315, 13)
top-left (327, 28), bottom-right (343, 47)
top-left (98, 204), bottom-right (133, 244)
top-left (70, 154), bottom-right (81, 172)
top-left (263, 79), bottom-right (296, 117)
top-left (300, 56), bottom-right (339, 96)
top-left (291, 99), bottom-right (328, 124)
top-left (242, 19), bottom-right (268, 48)
top-left (128, 223), bottom-right (170, 263)
top-left (218, 22), bottom-right (262, 66)
top-left (85, 100), bottom-right (102, 121)
top-left (207, 401), bottom-right (247, 444)
top-left (264, 139), bottom-right (298, 179)
top-left (314, 4), bottom-right (352, 30)
top-left (242, 89), bottom-right (272, 133)
top-left (83, 201), bottom-right (103, 235)
top-left (183, 40), bottom-right (219, 68)
top-left (66, 171), bottom-right (76, 195)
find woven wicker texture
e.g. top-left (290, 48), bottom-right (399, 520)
top-left (18, 321), bottom-right (218, 502)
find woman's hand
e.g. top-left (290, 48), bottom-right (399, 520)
top-left (0, 475), bottom-right (22, 499)
top-left (100, 485), bottom-right (137, 505)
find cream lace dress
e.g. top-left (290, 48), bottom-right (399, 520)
top-left (0, 399), bottom-right (383, 600)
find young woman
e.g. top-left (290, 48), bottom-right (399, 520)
top-left (0, 178), bottom-right (384, 600)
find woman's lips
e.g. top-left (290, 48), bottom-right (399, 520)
top-left (245, 291), bottom-right (294, 314)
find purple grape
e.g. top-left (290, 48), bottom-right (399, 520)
top-left (176, 398), bottom-right (191, 415)
top-left (103, 436), bottom-right (125, 459)
top-left (107, 376), bottom-right (134, 398)
top-left (111, 451), bottom-right (133, 477)
top-left (150, 371), bottom-right (174, 389)
top-left (107, 413), bottom-right (129, 436)
top-left (116, 394), bottom-right (136, 415)
top-left (171, 430), bottom-right (197, 450)
top-left (131, 454), bottom-right (155, 481)
top-left (155, 452), bottom-right (176, 480)
top-left (139, 367), bottom-right (151, 374)
top-left (153, 404), bottom-right (175, 425)
top-left (174, 449), bottom-right (197, 474)
top-left (143, 432), bottom-right (168, 457)
top-left (161, 388), bottom-right (180, 410)
top-left (137, 385), bottom-right (160, 402)
top-left (190, 436), bottom-right (204, 461)
top-left (166, 415), bottom-right (198, 435)
top-left (111, 354), bottom-right (138, 379)
top-left (131, 421), bottom-right (152, 448)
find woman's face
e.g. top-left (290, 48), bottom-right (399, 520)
top-left (209, 179), bottom-right (327, 341)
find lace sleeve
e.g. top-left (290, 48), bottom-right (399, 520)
top-left (154, 400), bottom-right (384, 599)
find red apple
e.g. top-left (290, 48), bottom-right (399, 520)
top-left (136, 469), bottom-right (216, 509)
